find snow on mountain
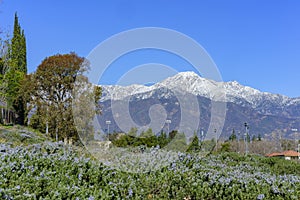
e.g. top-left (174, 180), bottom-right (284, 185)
top-left (101, 84), bottom-right (151, 101)
top-left (100, 71), bottom-right (299, 109)
top-left (223, 80), bottom-right (290, 107)
top-left (98, 71), bottom-right (300, 137)
top-left (155, 71), bottom-right (223, 100)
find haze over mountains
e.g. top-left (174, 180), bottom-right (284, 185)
top-left (98, 72), bottom-right (300, 139)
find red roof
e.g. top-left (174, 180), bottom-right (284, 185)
top-left (282, 150), bottom-right (299, 157)
top-left (266, 150), bottom-right (299, 157)
top-left (266, 152), bottom-right (283, 157)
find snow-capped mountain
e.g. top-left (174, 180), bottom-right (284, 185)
top-left (98, 71), bottom-right (300, 138)
top-left (101, 71), bottom-right (298, 110)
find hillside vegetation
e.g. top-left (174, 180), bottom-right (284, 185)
top-left (0, 125), bottom-right (49, 146)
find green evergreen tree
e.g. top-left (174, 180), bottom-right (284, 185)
top-left (229, 129), bottom-right (237, 141)
top-left (4, 13), bottom-right (27, 125)
top-left (169, 130), bottom-right (178, 140)
top-left (0, 13), bottom-right (27, 124)
top-left (157, 130), bottom-right (169, 148)
top-left (187, 134), bottom-right (200, 152)
top-left (258, 134), bottom-right (262, 141)
top-left (10, 12), bottom-right (27, 73)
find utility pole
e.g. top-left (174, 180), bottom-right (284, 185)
top-left (166, 120), bottom-right (171, 137)
top-left (237, 131), bottom-right (240, 154)
top-left (106, 120), bottom-right (111, 134)
top-left (200, 129), bottom-right (205, 152)
top-left (244, 123), bottom-right (249, 156)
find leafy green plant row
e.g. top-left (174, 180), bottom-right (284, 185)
top-left (0, 143), bottom-right (299, 199)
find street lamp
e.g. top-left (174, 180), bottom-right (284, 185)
top-left (244, 123), bottom-right (249, 155)
top-left (214, 128), bottom-right (217, 151)
top-left (166, 119), bottom-right (171, 137)
top-left (106, 120), bottom-right (111, 134)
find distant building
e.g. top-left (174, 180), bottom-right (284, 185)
top-left (266, 150), bottom-right (300, 160)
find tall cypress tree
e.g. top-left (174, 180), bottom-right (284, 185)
top-left (3, 12), bottom-right (27, 125)
top-left (10, 12), bottom-right (27, 73)
top-left (21, 30), bottom-right (27, 73)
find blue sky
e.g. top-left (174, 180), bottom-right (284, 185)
top-left (1, 0), bottom-right (300, 97)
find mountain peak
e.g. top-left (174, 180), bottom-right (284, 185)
top-left (164, 71), bottom-right (202, 83)
top-left (176, 71), bottom-right (200, 77)
top-left (228, 80), bottom-right (240, 85)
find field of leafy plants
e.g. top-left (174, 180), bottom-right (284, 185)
top-left (1, 138), bottom-right (300, 200)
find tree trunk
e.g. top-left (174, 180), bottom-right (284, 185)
top-left (3, 109), bottom-right (6, 124)
top-left (8, 110), bottom-right (10, 124)
top-left (46, 106), bottom-right (49, 135)
top-left (55, 126), bottom-right (58, 142)
top-left (46, 121), bottom-right (48, 135)
top-left (1, 108), bottom-right (3, 124)
top-left (64, 137), bottom-right (68, 145)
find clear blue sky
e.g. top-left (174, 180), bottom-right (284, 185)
top-left (1, 0), bottom-right (300, 97)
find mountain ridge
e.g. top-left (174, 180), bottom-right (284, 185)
top-left (100, 71), bottom-right (299, 108)
top-left (98, 71), bottom-right (300, 138)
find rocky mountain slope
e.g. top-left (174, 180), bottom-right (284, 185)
top-left (98, 72), bottom-right (300, 139)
